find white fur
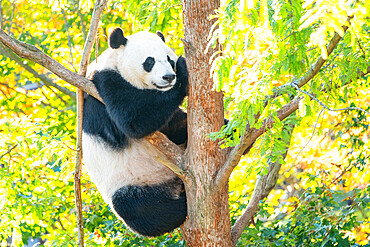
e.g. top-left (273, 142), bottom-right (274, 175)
top-left (82, 133), bottom-right (177, 204)
top-left (87, 31), bottom-right (178, 91)
top-left (84, 31), bottom-right (180, 205)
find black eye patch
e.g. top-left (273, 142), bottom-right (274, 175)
top-left (143, 57), bottom-right (155, 72)
top-left (167, 56), bottom-right (175, 69)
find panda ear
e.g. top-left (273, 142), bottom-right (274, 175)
top-left (109, 28), bottom-right (127, 49)
top-left (156, 31), bottom-right (165, 43)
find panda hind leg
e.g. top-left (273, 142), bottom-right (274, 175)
top-left (111, 179), bottom-right (187, 237)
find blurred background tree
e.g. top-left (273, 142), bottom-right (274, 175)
top-left (0, 0), bottom-right (369, 246)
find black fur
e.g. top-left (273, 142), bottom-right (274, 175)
top-left (156, 31), bottom-right (165, 42)
top-left (160, 109), bottom-right (187, 145)
top-left (83, 56), bottom-right (188, 236)
top-left (143, 57), bottom-right (155, 73)
top-left (112, 178), bottom-right (186, 237)
top-left (89, 56), bottom-right (187, 140)
top-left (167, 56), bottom-right (175, 70)
top-left (83, 94), bottom-right (129, 150)
top-left (109, 27), bottom-right (127, 49)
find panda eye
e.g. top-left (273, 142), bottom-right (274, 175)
top-left (167, 56), bottom-right (175, 70)
top-left (143, 57), bottom-right (155, 72)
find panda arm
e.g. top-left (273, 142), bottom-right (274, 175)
top-left (159, 108), bottom-right (187, 145)
top-left (93, 57), bottom-right (188, 139)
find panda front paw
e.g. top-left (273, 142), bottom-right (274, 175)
top-left (175, 56), bottom-right (189, 96)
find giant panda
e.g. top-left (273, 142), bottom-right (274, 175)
top-left (82, 27), bottom-right (189, 237)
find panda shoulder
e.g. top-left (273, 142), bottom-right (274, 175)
top-left (86, 48), bottom-right (120, 79)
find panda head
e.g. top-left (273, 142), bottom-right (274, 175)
top-left (108, 28), bottom-right (178, 91)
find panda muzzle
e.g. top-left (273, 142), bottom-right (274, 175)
top-left (152, 81), bottom-right (174, 89)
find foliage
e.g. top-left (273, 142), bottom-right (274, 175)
top-left (1, 0), bottom-right (184, 246)
top-left (236, 185), bottom-right (370, 246)
top-left (1, 0), bottom-right (369, 246)
top-left (217, 0), bottom-right (370, 245)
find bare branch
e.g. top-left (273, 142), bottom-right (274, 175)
top-left (79, 0), bottom-right (108, 77)
top-left (0, 144), bottom-right (17, 160)
top-left (0, 29), bottom-right (102, 102)
top-left (146, 132), bottom-right (187, 181)
top-left (231, 123), bottom-right (294, 246)
top-left (216, 18), bottom-right (354, 190)
top-left (286, 107), bottom-right (324, 173)
top-left (74, 1), bottom-right (109, 246)
top-left (0, 44), bottom-right (76, 99)
top-left (291, 83), bottom-right (370, 116)
top-left (0, 26), bottom-right (186, 178)
top-left (61, 7), bottom-right (78, 73)
top-left (215, 97), bottom-right (302, 190)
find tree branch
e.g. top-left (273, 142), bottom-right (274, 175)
top-left (231, 133), bottom-right (291, 246)
top-left (0, 144), bottom-right (17, 160)
top-left (272, 18), bottom-right (352, 98)
top-left (74, 1), bottom-right (108, 246)
top-left (215, 18), bottom-right (353, 191)
top-left (61, 7), bottom-right (78, 73)
top-left (0, 44), bottom-right (76, 99)
top-left (230, 123), bottom-right (294, 246)
top-left (291, 83), bottom-right (370, 116)
top-left (0, 28), bottom-right (102, 102)
top-left (0, 13), bottom-right (187, 181)
top-left (215, 97), bottom-right (302, 191)
top-left (146, 132), bottom-right (188, 181)
top-left (217, 60), bottom-right (370, 192)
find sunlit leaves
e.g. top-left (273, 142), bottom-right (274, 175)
top-left (1, 0), bottom-right (185, 246)
top-left (212, 0), bottom-right (370, 245)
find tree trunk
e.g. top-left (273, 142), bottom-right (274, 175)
top-left (181, 0), bottom-right (232, 246)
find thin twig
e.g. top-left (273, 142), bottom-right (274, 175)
top-left (291, 83), bottom-right (370, 116)
top-left (329, 154), bottom-right (370, 186)
top-left (62, 141), bottom-right (79, 152)
top-left (230, 123), bottom-right (294, 246)
top-left (286, 107), bottom-right (324, 173)
top-left (357, 37), bottom-right (366, 59)
top-left (216, 17), bottom-right (354, 191)
top-left (74, 1), bottom-right (108, 246)
top-left (61, 7), bottom-right (78, 73)
top-left (0, 144), bottom-right (18, 160)
top-left (0, 29), bottom-right (102, 101)
top-left (0, 44), bottom-right (76, 99)
top-left (0, 27), bottom-right (186, 182)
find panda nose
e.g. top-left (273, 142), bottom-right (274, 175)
top-left (162, 74), bottom-right (176, 83)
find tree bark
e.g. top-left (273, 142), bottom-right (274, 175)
top-left (181, 0), bottom-right (232, 246)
